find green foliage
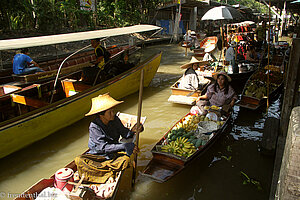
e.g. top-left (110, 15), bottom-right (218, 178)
top-left (240, 171), bottom-right (263, 191)
top-left (215, 0), bottom-right (268, 14)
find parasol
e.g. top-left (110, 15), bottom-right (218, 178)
top-left (201, 6), bottom-right (244, 21)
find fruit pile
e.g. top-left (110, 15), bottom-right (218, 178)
top-left (244, 69), bottom-right (283, 99)
top-left (161, 137), bottom-right (196, 158)
top-left (159, 112), bottom-right (226, 159)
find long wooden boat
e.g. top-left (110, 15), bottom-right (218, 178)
top-left (141, 108), bottom-right (231, 183)
top-left (0, 47), bottom-right (162, 159)
top-left (15, 113), bottom-right (146, 200)
top-left (237, 65), bottom-right (284, 110)
top-left (193, 36), bottom-right (218, 57)
top-left (0, 45), bottom-right (129, 85)
top-left (167, 76), bottom-right (211, 105)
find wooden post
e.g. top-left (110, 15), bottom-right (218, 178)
top-left (280, 38), bottom-right (300, 137)
top-left (173, 1), bottom-right (181, 42)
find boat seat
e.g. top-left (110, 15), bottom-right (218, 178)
top-left (61, 79), bottom-right (91, 97)
top-left (11, 94), bottom-right (50, 108)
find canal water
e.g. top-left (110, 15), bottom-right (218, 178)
top-left (0, 44), bottom-right (280, 200)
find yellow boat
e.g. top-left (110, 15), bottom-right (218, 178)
top-left (0, 25), bottom-right (162, 159)
top-left (0, 49), bottom-right (161, 159)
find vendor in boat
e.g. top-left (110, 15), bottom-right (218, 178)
top-left (85, 93), bottom-right (144, 159)
top-left (190, 31), bottom-right (200, 50)
top-left (195, 71), bottom-right (237, 114)
top-left (178, 56), bottom-right (204, 91)
top-left (12, 48), bottom-right (44, 75)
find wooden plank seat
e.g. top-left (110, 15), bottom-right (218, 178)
top-left (11, 94), bottom-right (50, 108)
top-left (61, 79), bottom-right (91, 97)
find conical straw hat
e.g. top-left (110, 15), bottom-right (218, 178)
top-left (180, 57), bottom-right (209, 69)
top-left (85, 93), bottom-right (123, 116)
top-left (212, 71), bottom-right (232, 82)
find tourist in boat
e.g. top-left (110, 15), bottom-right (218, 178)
top-left (85, 93), bottom-right (144, 159)
top-left (12, 48), bottom-right (44, 75)
top-left (195, 71), bottom-right (237, 114)
top-left (179, 56), bottom-right (203, 91)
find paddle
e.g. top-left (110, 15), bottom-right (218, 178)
top-left (186, 84), bottom-right (198, 97)
top-left (131, 69), bottom-right (144, 188)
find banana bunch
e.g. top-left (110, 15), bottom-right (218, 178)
top-left (210, 105), bottom-right (220, 110)
top-left (173, 114), bottom-right (199, 131)
top-left (161, 141), bottom-right (179, 154)
top-left (174, 137), bottom-right (197, 158)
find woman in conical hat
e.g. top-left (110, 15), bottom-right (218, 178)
top-left (192, 71), bottom-right (237, 115)
top-left (178, 57), bottom-right (209, 90)
top-left (85, 93), bottom-right (143, 159)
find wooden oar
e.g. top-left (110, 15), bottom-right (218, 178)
top-left (131, 69), bottom-right (144, 188)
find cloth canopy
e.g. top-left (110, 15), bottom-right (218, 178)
top-left (0, 25), bottom-right (161, 50)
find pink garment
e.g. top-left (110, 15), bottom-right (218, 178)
top-left (206, 84), bottom-right (237, 107)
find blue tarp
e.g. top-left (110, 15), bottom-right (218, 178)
top-left (157, 20), bottom-right (186, 35)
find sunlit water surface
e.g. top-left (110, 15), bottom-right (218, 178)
top-left (0, 44), bottom-right (280, 200)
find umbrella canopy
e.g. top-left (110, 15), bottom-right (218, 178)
top-left (201, 6), bottom-right (244, 21)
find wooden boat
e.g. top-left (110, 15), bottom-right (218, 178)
top-left (193, 36), bottom-right (218, 57)
top-left (141, 109), bottom-right (232, 183)
top-left (0, 47), bottom-right (162, 159)
top-left (0, 25), bottom-right (161, 159)
top-left (237, 66), bottom-right (284, 110)
top-left (0, 45), bottom-right (129, 85)
top-left (15, 113), bottom-right (146, 200)
top-left (167, 76), bottom-right (211, 105)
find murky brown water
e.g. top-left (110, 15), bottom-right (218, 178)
top-left (0, 44), bottom-right (279, 200)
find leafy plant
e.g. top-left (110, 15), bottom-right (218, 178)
top-left (240, 171), bottom-right (263, 190)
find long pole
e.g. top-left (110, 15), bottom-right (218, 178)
top-left (267, 0), bottom-right (271, 110)
top-left (131, 69), bottom-right (144, 188)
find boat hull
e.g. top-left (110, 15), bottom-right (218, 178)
top-left (142, 111), bottom-right (231, 182)
top-left (0, 52), bottom-right (162, 159)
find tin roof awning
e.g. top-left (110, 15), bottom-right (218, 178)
top-left (0, 24), bottom-right (161, 50)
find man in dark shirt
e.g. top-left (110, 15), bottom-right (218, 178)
top-left (91, 38), bottom-right (111, 70)
top-left (85, 93), bottom-right (144, 159)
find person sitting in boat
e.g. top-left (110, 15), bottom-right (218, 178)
top-left (85, 93), bottom-right (144, 159)
top-left (245, 45), bottom-right (258, 63)
top-left (195, 71), bottom-right (237, 114)
top-left (178, 56), bottom-right (204, 91)
top-left (81, 39), bottom-right (111, 83)
top-left (183, 30), bottom-right (192, 42)
top-left (12, 48), bottom-right (44, 75)
top-left (91, 38), bottom-right (111, 69)
top-left (190, 31), bottom-right (200, 50)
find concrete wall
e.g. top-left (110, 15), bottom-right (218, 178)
top-left (275, 106), bottom-right (300, 199)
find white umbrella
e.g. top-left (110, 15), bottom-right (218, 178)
top-left (201, 6), bottom-right (244, 21)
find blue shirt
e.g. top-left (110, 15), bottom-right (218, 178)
top-left (13, 53), bottom-right (33, 74)
top-left (88, 115), bottom-right (134, 157)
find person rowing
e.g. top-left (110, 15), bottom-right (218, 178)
top-left (85, 93), bottom-right (144, 159)
top-left (179, 56), bottom-right (208, 91)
